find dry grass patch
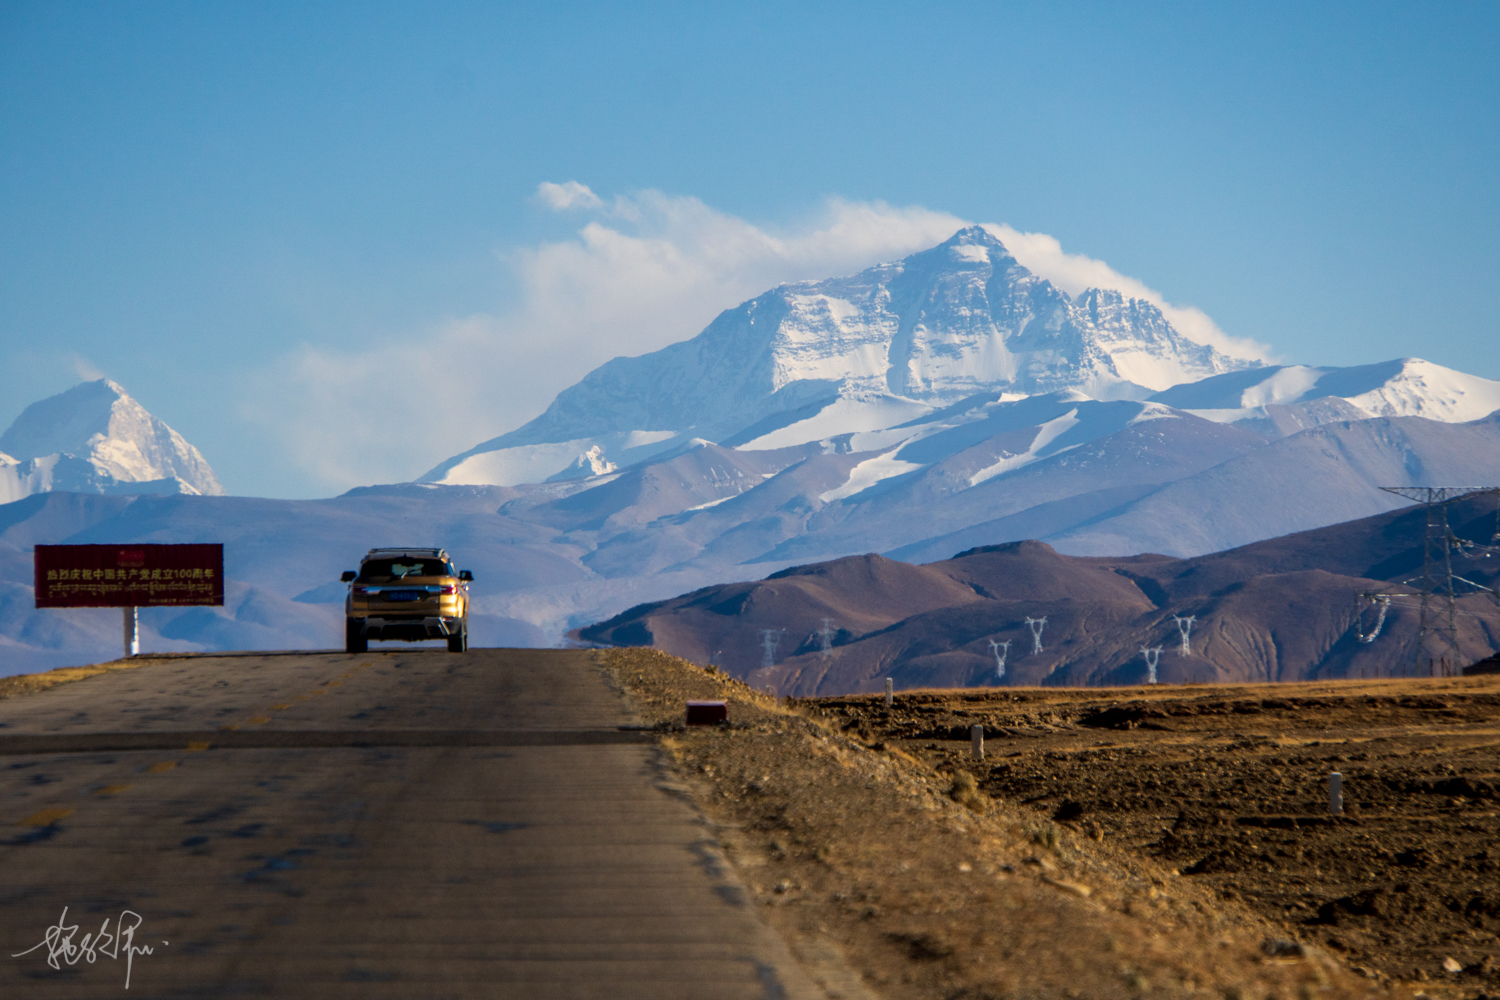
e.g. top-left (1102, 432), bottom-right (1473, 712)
top-left (0, 656), bottom-right (160, 701)
top-left (595, 647), bottom-right (1380, 1000)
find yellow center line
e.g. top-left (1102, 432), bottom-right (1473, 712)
top-left (15, 728), bottom-right (220, 831)
top-left (221, 661), bottom-right (376, 729)
top-left (18, 808), bottom-right (74, 827)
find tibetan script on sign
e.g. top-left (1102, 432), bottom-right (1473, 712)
top-left (34, 544), bottom-right (224, 609)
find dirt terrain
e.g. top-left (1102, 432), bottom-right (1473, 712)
top-left (801, 674), bottom-right (1500, 998)
top-left (581, 493), bottom-right (1500, 693)
top-left (599, 648), bottom-right (1390, 1000)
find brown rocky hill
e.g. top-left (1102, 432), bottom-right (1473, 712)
top-left (578, 493), bottom-right (1500, 695)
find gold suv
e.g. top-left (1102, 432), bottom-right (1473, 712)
top-left (341, 548), bottom-right (473, 653)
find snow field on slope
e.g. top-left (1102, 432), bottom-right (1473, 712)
top-left (434, 430), bottom-right (679, 486)
top-left (818, 449), bottom-right (926, 503)
top-left (737, 394), bottom-right (935, 451)
top-left (1343, 360), bottom-right (1500, 422)
top-left (966, 410), bottom-right (1079, 487)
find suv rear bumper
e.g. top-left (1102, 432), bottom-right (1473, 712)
top-left (354, 616), bottom-right (463, 641)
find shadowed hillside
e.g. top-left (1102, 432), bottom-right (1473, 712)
top-left (579, 494), bottom-right (1500, 695)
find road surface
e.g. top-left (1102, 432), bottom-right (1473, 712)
top-left (0, 648), bottom-right (822, 999)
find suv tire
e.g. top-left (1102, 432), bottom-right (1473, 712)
top-left (346, 619), bottom-right (368, 654)
top-left (447, 618), bottom-right (468, 653)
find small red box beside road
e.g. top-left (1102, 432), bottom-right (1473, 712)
top-left (685, 700), bottom-right (728, 725)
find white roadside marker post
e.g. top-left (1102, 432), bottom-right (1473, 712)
top-left (1329, 772), bottom-right (1343, 816)
top-left (884, 678), bottom-right (893, 707)
top-left (971, 724), bottom-right (984, 761)
top-left (123, 606), bottom-right (138, 658)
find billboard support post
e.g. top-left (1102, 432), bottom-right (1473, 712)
top-left (123, 606), bottom-right (138, 658)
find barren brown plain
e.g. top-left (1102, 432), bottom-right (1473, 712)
top-left (601, 648), bottom-right (1500, 1000)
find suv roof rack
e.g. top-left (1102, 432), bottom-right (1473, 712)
top-left (363, 547), bottom-right (449, 561)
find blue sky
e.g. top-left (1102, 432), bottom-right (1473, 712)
top-left (2, 2), bottom-right (1496, 497)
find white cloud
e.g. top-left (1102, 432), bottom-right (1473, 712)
top-left (245, 191), bottom-right (965, 491)
top-left (512, 190), bottom-right (967, 364)
top-left (245, 187), bottom-right (1263, 493)
top-left (242, 317), bottom-right (502, 490)
top-left (984, 224), bottom-right (1275, 363)
top-left (535, 180), bottom-right (603, 210)
top-left (69, 353), bottom-right (105, 381)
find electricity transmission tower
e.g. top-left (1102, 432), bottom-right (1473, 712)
top-left (759, 629), bottom-right (786, 669)
top-left (1368, 486), bottom-right (1500, 676)
top-left (817, 619), bottom-right (836, 661)
top-left (1352, 596), bottom-right (1391, 644)
top-left (1172, 615), bottom-right (1195, 657)
top-left (1024, 616), bottom-right (1047, 655)
top-left (1141, 645), bottom-right (1163, 684)
top-left (988, 639), bottom-right (1010, 680)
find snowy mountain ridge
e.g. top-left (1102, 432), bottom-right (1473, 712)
top-left (1152, 358), bottom-right (1500, 427)
top-left (424, 227), bottom-right (1263, 486)
top-left (426, 228), bottom-right (1500, 491)
top-left (0, 379), bottom-right (224, 502)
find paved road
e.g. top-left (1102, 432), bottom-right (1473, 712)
top-left (0, 649), bottom-right (822, 999)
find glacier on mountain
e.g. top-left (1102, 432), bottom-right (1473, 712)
top-left (0, 379), bottom-right (224, 502)
top-left (423, 227), bottom-right (1262, 486)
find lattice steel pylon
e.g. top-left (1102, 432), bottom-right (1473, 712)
top-left (817, 619), bottom-right (836, 661)
top-left (988, 638), bottom-right (1010, 680)
top-left (1378, 487), bottom-right (1500, 676)
top-left (759, 628), bottom-right (786, 669)
top-left (1024, 616), bottom-right (1047, 655)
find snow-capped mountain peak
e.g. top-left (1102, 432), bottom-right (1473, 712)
top-left (425, 226), bottom-right (1263, 486)
top-left (0, 379), bottom-right (224, 501)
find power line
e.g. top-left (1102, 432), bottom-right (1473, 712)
top-left (1368, 486), bottom-right (1500, 676)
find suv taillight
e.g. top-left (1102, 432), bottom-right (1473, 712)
top-left (438, 585), bottom-right (455, 595)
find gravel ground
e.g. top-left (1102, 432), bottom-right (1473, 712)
top-left (804, 674), bottom-right (1500, 1000)
top-left (598, 647), bottom-right (1384, 1000)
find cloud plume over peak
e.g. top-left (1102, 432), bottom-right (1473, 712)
top-left (987, 224), bottom-right (1273, 363)
top-left (246, 186), bottom-right (1267, 493)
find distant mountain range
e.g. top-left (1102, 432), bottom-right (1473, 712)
top-left (3, 228), bottom-right (1500, 681)
top-left (579, 494), bottom-right (1500, 694)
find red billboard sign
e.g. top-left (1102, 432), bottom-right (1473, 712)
top-left (34, 544), bottom-right (224, 608)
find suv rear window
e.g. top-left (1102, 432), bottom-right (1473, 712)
top-left (359, 558), bottom-right (452, 579)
